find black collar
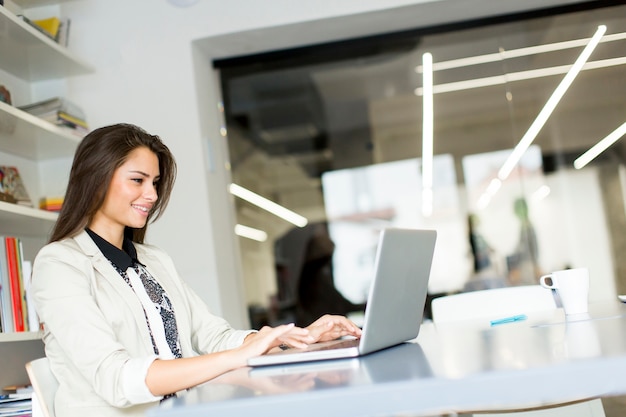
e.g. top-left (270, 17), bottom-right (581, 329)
top-left (85, 228), bottom-right (141, 271)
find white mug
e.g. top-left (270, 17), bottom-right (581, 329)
top-left (539, 267), bottom-right (589, 315)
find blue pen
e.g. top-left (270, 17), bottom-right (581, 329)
top-left (490, 314), bottom-right (527, 326)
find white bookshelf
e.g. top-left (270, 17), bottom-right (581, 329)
top-left (0, 331), bottom-right (42, 343)
top-left (0, 5), bottom-right (93, 81)
top-left (0, 201), bottom-right (57, 236)
top-left (0, 0), bottom-right (92, 390)
top-left (12, 0), bottom-right (81, 7)
top-left (0, 101), bottom-right (81, 160)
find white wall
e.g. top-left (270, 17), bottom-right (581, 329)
top-left (50, 0), bottom-right (593, 328)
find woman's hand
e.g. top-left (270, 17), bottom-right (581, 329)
top-left (306, 314), bottom-right (362, 343)
top-left (238, 324), bottom-right (303, 359)
top-left (271, 314), bottom-right (362, 348)
top-left (239, 314), bottom-right (361, 361)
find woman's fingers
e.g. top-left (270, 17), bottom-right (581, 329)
top-left (277, 326), bottom-right (314, 348)
top-left (307, 315), bottom-right (362, 342)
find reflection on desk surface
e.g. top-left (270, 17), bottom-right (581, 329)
top-left (174, 342), bottom-right (433, 403)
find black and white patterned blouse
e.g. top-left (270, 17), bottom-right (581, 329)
top-left (85, 229), bottom-right (182, 360)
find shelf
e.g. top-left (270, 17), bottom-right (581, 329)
top-left (0, 331), bottom-right (42, 342)
top-left (0, 200), bottom-right (57, 236)
top-left (0, 100), bottom-right (82, 160)
top-left (12, 0), bottom-right (82, 7)
top-left (0, 5), bottom-right (94, 81)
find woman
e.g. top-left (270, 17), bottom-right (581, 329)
top-left (31, 123), bottom-right (361, 417)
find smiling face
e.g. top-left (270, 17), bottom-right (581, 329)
top-left (88, 146), bottom-right (160, 248)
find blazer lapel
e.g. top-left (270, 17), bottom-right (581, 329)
top-left (73, 231), bottom-right (155, 352)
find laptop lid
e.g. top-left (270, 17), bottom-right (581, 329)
top-left (357, 228), bottom-right (436, 354)
top-left (247, 228), bottom-right (437, 367)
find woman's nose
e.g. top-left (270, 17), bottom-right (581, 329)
top-left (144, 184), bottom-right (158, 201)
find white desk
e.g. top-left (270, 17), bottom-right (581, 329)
top-left (150, 302), bottom-right (626, 417)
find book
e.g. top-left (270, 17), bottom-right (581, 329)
top-left (15, 240), bottom-right (29, 332)
top-left (32, 17), bottom-right (61, 39)
top-left (0, 399), bottom-right (31, 417)
top-left (57, 111), bottom-right (89, 129)
top-left (19, 97), bottom-right (88, 133)
top-left (16, 15), bottom-right (56, 42)
top-left (4, 237), bottom-right (24, 332)
top-left (18, 97), bottom-right (85, 121)
top-left (0, 239), bottom-right (13, 333)
top-left (39, 196), bottom-right (63, 212)
top-left (57, 18), bottom-right (71, 47)
top-left (0, 193), bottom-right (16, 204)
top-left (0, 394), bottom-right (32, 404)
top-left (0, 85), bottom-right (11, 105)
top-left (0, 167), bottom-right (32, 207)
top-left (16, 14), bottom-right (69, 48)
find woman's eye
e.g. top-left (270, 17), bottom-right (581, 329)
top-left (132, 178), bottom-right (143, 184)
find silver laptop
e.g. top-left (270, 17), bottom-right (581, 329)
top-left (247, 228), bottom-right (437, 367)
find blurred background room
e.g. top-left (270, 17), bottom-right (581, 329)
top-left (218, 2), bottom-right (626, 327)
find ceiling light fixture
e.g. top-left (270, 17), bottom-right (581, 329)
top-left (476, 178), bottom-right (502, 210)
top-left (422, 52), bottom-right (434, 217)
top-left (497, 25), bottom-right (606, 181)
top-left (230, 183), bottom-right (308, 228)
top-left (415, 31), bottom-right (626, 73)
top-left (234, 224), bottom-right (268, 242)
top-left (574, 122), bottom-right (626, 169)
top-left (414, 56), bottom-right (626, 95)
top-left (531, 185), bottom-right (551, 203)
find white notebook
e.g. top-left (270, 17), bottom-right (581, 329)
top-left (247, 228), bottom-right (437, 367)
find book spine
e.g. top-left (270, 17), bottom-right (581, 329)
top-left (0, 238), bottom-right (13, 332)
top-left (0, 286), bottom-right (3, 332)
top-left (16, 239), bottom-right (29, 332)
top-left (5, 237), bottom-right (24, 332)
top-left (57, 111), bottom-right (88, 129)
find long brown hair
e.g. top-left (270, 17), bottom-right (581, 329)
top-left (49, 123), bottom-right (177, 243)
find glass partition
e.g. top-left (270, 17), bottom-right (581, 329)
top-left (218, 3), bottom-right (626, 326)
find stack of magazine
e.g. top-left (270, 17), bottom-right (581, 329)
top-left (18, 97), bottom-right (88, 135)
top-left (0, 393), bottom-right (31, 417)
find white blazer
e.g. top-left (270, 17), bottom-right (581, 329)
top-left (31, 230), bottom-right (251, 417)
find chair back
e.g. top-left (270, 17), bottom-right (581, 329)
top-left (431, 285), bottom-right (557, 323)
top-left (25, 357), bottom-right (58, 417)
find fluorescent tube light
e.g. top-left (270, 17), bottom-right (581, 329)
top-left (531, 185), bottom-right (551, 202)
top-left (422, 188), bottom-right (433, 218)
top-left (421, 52), bottom-right (434, 188)
top-left (476, 178), bottom-right (501, 210)
top-left (415, 31), bottom-right (626, 73)
top-left (421, 53), bottom-right (434, 218)
top-left (574, 122), bottom-right (626, 169)
top-left (415, 57), bottom-right (626, 95)
top-left (497, 25), bottom-right (606, 181)
top-left (234, 224), bottom-right (268, 242)
top-left (230, 183), bottom-right (308, 227)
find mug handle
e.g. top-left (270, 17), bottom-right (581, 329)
top-left (539, 274), bottom-right (556, 289)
